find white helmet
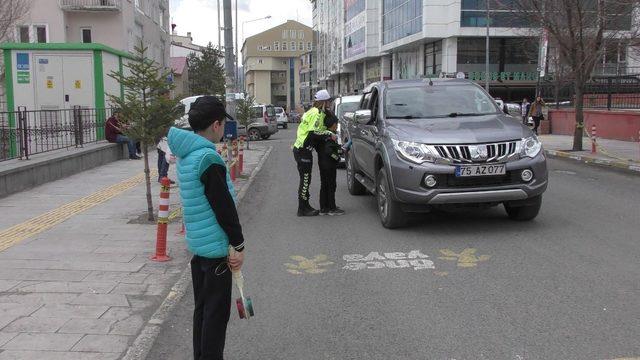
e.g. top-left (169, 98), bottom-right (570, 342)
top-left (314, 89), bottom-right (331, 101)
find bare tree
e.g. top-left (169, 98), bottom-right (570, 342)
top-left (0, 0), bottom-right (30, 42)
top-left (500, 0), bottom-right (639, 150)
top-left (1, 0), bottom-right (30, 108)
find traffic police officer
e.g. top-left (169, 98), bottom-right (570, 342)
top-left (292, 89), bottom-right (333, 216)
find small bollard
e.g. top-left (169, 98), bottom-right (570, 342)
top-left (591, 124), bottom-right (597, 154)
top-left (151, 177), bottom-right (171, 262)
top-left (239, 136), bottom-right (245, 174)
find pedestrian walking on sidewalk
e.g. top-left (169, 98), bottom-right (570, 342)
top-left (105, 110), bottom-right (140, 160)
top-left (292, 89), bottom-right (335, 217)
top-left (521, 97), bottom-right (531, 125)
top-left (167, 96), bottom-right (246, 360)
top-left (529, 96), bottom-right (545, 135)
top-left (156, 136), bottom-right (175, 183)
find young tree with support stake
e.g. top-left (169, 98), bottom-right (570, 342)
top-left (235, 95), bottom-right (255, 149)
top-left (108, 43), bottom-right (181, 222)
top-left (500, 0), bottom-right (639, 151)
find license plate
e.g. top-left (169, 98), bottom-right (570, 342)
top-left (455, 164), bottom-right (506, 177)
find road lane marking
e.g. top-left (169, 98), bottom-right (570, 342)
top-left (439, 248), bottom-right (490, 268)
top-left (343, 250), bottom-right (435, 271)
top-left (284, 255), bottom-right (334, 274)
top-left (0, 171), bottom-right (154, 253)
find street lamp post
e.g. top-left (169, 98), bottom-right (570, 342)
top-left (485, 0), bottom-right (490, 93)
top-left (240, 15), bottom-right (272, 93)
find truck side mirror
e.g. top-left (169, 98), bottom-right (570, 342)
top-left (354, 109), bottom-right (372, 125)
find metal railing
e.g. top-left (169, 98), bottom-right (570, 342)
top-left (1, 107), bottom-right (112, 162)
top-left (59, 0), bottom-right (122, 11)
top-left (540, 74), bottom-right (640, 110)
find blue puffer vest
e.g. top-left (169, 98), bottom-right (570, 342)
top-left (167, 127), bottom-right (237, 258)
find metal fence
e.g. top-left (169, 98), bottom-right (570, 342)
top-left (540, 74), bottom-right (640, 110)
top-left (0, 107), bottom-right (113, 162)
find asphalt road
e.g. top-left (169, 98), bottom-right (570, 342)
top-left (147, 126), bottom-right (640, 360)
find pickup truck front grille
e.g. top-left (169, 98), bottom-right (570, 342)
top-left (430, 141), bottom-right (519, 163)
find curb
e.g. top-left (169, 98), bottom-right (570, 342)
top-left (122, 146), bottom-right (273, 360)
top-left (545, 149), bottom-right (640, 174)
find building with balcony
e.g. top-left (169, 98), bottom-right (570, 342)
top-left (242, 20), bottom-right (313, 111)
top-left (312, 0), bottom-right (640, 101)
top-left (10, 0), bottom-right (170, 67)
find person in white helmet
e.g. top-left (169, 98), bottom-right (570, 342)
top-left (292, 89), bottom-right (335, 216)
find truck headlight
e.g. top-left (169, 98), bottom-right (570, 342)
top-left (521, 136), bottom-right (542, 158)
top-left (391, 139), bottom-right (436, 164)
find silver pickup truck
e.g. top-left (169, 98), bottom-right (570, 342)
top-left (344, 79), bottom-right (548, 228)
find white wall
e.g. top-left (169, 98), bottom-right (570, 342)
top-left (103, 52), bottom-right (121, 107)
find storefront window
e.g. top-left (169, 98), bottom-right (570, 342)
top-left (457, 37), bottom-right (538, 76)
top-left (383, 0), bottom-right (422, 45)
top-left (397, 49), bottom-right (420, 79)
top-left (424, 41), bottom-right (442, 75)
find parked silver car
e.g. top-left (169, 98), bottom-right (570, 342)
top-left (242, 104), bottom-right (278, 141)
top-left (275, 107), bottom-right (289, 129)
top-left (344, 79), bottom-right (548, 228)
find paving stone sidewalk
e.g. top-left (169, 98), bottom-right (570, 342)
top-left (0, 145), bottom-right (269, 360)
top-left (540, 134), bottom-right (640, 172)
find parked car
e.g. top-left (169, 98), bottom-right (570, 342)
top-left (175, 95), bottom-right (208, 129)
top-left (333, 95), bottom-right (362, 165)
top-left (242, 104), bottom-right (278, 141)
top-left (343, 79), bottom-right (548, 228)
top-left (275, 107), bottom-right (289, 129)
top-left (289, 110), bottom-right (302, 123)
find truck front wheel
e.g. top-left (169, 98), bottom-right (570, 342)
top-left (376, 168), bottom-right (406, 229)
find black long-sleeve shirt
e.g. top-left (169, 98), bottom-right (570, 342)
top-left (200, 164), bottom-right (244, 252)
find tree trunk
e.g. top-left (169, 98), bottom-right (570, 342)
top-left (572, 83), bottom-right (585, 151)
top-left (142, 143), bottom-right (155, 222)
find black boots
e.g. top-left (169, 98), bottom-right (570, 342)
top-left (297, 201), bottom-right (320, 217)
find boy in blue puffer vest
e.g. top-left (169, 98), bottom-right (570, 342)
top-left (167, 96), bottom-right (245, 360)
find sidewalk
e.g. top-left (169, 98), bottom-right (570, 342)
top-left (539, 134), bottom-right (640, 173)
top-left (0, 145), bottom-right (270, 360)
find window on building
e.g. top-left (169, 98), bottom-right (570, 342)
top-left (274, 41), bottom-right (280, 51)
top-left (17, 26), bottom-right (29, 43)
top-left (34, 26), bottom-right (47, 43)
top-left (81, 28), bottom-right (92, 43)
top-left (282, 42), bottom-right (288, 50)
top-left (282, 30), bottom-right (288, 39)
top-left (159, 8), bottom-right (165, 29)
top-left (291, 41), bottom-right (296, 51)
top-left (382, 0), bottom-right (422, 44)
top-left (299, 42), bottom-right (304, 51)
top-left (424, 40), bottom-right (442, 75)
top-left (134, 23), bottom-right (143, 48)
top-left (307, 42), bottom-right (312, 51)
top-left (258, 59), bottom-right (263, 64)
top-left (298, 30), bottom-right (304, 39)
top-left (290, 29), bottom-right (296, 38)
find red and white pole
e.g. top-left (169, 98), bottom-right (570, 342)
top-left (151, 177), bottom-right (171, 262)
top-left (591, 124), bottom-right (597, 154)
top-left (238, 136), bottom-right (245, 175)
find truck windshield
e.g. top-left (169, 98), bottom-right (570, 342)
top-left (385, 86), bottom-right (499, 119)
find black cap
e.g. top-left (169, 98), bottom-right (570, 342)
top-left (188, 96), bottom-right (234, 131)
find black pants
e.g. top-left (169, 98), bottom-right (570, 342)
top-left (319, 163), bottom-right (337, 210)
top-left (522, 115), bottom-right (528, 125)
top-left (157, 149), bottom-right (170, 180)
top-left (532, 116), bottom-right (543, 134)
top-left (191, 255), bottom-right (232, 360)
top-left (293, 148), bottom-right (313, 202)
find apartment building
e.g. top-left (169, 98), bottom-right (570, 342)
top-left (11, 0), bottom-right (170, 66)
top-left (313, 0), bottom-right (638, 101)
top-left (242, 20), bottom-right (313, 111)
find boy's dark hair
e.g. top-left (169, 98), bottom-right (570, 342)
top-left (188, 96), bottom-right (233, 132)
top-left (323, 110), bottom-right (339, 129)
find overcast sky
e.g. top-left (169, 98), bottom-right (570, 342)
top-left (170, 0), bottom-right (313, 62)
